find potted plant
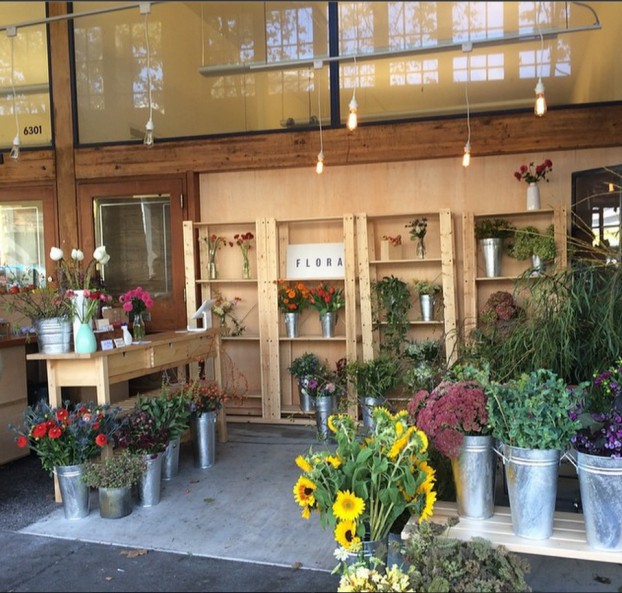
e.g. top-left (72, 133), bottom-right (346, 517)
top-left (307, 282), bottom-right (345, 338)
top-left (474, 218), bottom-right (516, 278)
top-left (179, 377), bottom-right (228, 469)
top-left (570, 360), bottom-right (622, 551)
top-left (487, 368), bottom-right (588, 539)
top-left (113, 407), bottom-right (171, 507)
top-left (407, 363), bottom-right (495, 520)
top-left (509, 224), bottom-right (557, 274)
top-left (275, 279), bottom-right (310, 338)
top-left (288, 352), bottom-right (329, 412)
top-left (345, 354), bottom-right (400, 430)
top-left (10, 399), bottom-right (122, 519)
top-left (293, 408), bottom-right (435, 563)
top-left (371, 275), bottom-right (412, 357)
top-left (136, 385), bottom-right (192, 481)
top-left (82, 450), bottom-right (147, 519)
top-left (412, 279), bottom-right (442, 322)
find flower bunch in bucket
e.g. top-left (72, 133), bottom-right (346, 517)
top-left (177, 376), bottom-right (229, 415)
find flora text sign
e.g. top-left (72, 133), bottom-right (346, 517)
top-left (287, 243), bottom-right (344, 279)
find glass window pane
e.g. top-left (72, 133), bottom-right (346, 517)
top-left (93, 195), bottom-right (172, 299)
top-left (0, 201), bottom-right (45, 290)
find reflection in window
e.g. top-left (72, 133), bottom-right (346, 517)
top-left (0, 202), bottom-right (45, 290)
top-left (75, 26), bottom-right (105, 110)
top-left (94, 195), bottom-right (172, 299)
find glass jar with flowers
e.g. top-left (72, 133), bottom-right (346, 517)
top-left (407, 363), bottom-right (495, 519)
top-left (212, 291), bottom-right (245, 336)
top-left (179, 377), bottom-right (228, 469)
top-left (203, 234), bottom-right (231, 280)
top-left (10, 400), bottom-right (121, 519)
top-left (405, 217), bottom-right (428, 259)
top-left (307, 282), bottom-right (345, 338)
top-left (293, 408), bottom-right (436, 566)
top-left (119, 286), bottom-right (153, 342)
top-left (276, 279), bottom-right (310, 338)
top-left (234, 231), bottom-right (254, 279)
top-left (514, 158), bottom-right (553, 210)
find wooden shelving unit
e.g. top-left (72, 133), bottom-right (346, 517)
top-left (356, 209), bottom-right (458, 365)
top-left (462, 208), bottom-right (568, 338)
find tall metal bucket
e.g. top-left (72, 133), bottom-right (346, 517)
top-left (451, 435), bottom-right (496, 519)
top-left (315, 395), bottom-right (338, 442)
top-left (576, 451), bottom-right (622, 550)
top-left (55, 464), bottom-right (90, 519)
top-left (502, 444), bottom-right (560, 539)
top-left (34, 318), bottom-right (72, 354)
top-left (191, 411), bottom-right (217, 468)
top-left (162, 436), bottom-right (181, 481)
top-left (138, 452), bottom-right (164, 507)
top-left (480, 238), bottom-right (503, 278)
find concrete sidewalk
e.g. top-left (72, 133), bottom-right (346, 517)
top-left (1, 423), bottom-right (621, 592)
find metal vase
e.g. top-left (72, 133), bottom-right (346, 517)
top-left (450, 435), bottom-right (496, 520)
top-left (320, 312), bottom-right (337, 338)
top-left (34, 318), bottom-right (72, 354)
top-left (98, 486), bottom-right (133, 519)
top-left (577, 451), bottom-right (622, 551)
top-left (138, 452), bottom-right (164, 507)
top-left (55, 464), bottom-right (90, 519)
top-left (284, 312), bottom-right (299, 338)
top-left (162, 437), bottom-right (181, 481)
top-left (297, 379), bottom-right (316, 412)
top-left (360, 396), bottom-right (384, 433)
top-left (419, 294), bottom-right (435, 321)
top-left (315, 395), bottom-right (339, 442)
top-left (191, 411), bottom-right (217, 468)
top-left (344, 536), bottom-right (389, 568)
top-left (480, 238), bottom-right (503, 278)
top-left (502, 444), bottom-right (560, 539)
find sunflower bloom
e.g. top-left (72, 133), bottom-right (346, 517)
top-left (301, 505), bottom-right (311, 520)
top-left (293, 476), bottom-right (316, 507)
top-left (335, 519), bottom-right (361, 549)
top-left (333, 490), bottom-right (365, 522)
top-left (326, 454), bottom-right (341, 469)
top-left (388, 434), bottom-right (409, 459)
top-left (295, 455), bottom-right (312, 473)
top-left (419, 489), bottom-right (437, 523)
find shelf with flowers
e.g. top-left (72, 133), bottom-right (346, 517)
top-left (276, 279), bottom-right (310, 339)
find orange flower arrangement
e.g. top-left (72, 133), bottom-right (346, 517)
top-left (276, 279), bottom-right (310, 312)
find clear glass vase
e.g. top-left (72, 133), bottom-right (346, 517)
top-left (416, 236), bottom-right (426, 259)
top-left (132, 312), bottom-right (145, 341)
top-left (242, 255), bottom-right (251, 279)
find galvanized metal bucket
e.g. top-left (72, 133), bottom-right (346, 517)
top-left (451, 435), bottom-right (496, 520)
top-left (162, 436), bottom-right (181, 481)
top-left (98, 486), bottom-right (133, 519)
top-left (480, 238), bottom-right (503, 278)
top-left (360, 396), bottom-right (384, 433)
top-left (320, 311), bottom-right (337, 338)
top-left (315, 394), bottom-right (338, 442)
top-left (574, 451), bottom-right (622, 550)
top-left (419, 294), bottom-right (435, 321)
top-left (297, 378), bottom-right (316, 412)
top-left (138, 452), bottom-right (164, 507)
top-left (343, 536), bottom-right (389, 568)
top-left (283, 312), bottom-right (299, 338)
top-left (499, 444), bottom-right (560, 539)
top-left (191, 411), bottom-right (217, 469)
top-left (55, 464), bottom-right (90, 519)
top-left (34, 317), bottom-right (72, 354)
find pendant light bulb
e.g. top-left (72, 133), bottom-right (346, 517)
top-left (534, 78), bottom-right (547, 117)
top-left (462, 142), bottom-right (471, 168)
top-left (316, 150), bottom-right (324, 175)
top-left (9, 133), bottom-right (20, 160)
top-left (144, 117), bottom-right (154, 147)
top-left (347, 96), bottom-right (358, 131)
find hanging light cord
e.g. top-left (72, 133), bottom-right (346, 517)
top-left (317, 68), bottom-right (323, 154)
top-left (537, 2), bottom-right (544, 80)
top-left (465, 69), bottom-right (471, 148)
top-left (352, 54), bottom-right (357, 104)
top-left (10, 32), bottom-right (19, 142)
top-left (144, 12), bottom-right (153, 125)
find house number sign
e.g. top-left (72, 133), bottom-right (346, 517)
top-left (287, 243), bottom-right (345, 279)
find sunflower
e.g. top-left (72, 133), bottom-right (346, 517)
top-left (419, 489), bottom-right (437, 523)
top-left (295, 454), bottom-right (312, 473)
top-left (333, 489), bottom-right (365, 522)
top-left (335, 519), bottom-right (361, 549)
top-left (293, 476), bottom-right (316, 507)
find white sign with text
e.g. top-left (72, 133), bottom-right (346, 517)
top-left (287, 243), bottom-right (345, 279)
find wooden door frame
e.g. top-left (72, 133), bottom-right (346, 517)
top-left (76, 175), bottom-right (189, 332)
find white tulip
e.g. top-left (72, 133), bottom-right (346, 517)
top-left (49, 247), bottom-right (64, 261)
top-left (71, 249), bottom-right (84, 262)
top-left (99, 254), bottom-right (111, 265)
top-left (93, 245), bottom-right (108, 262)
